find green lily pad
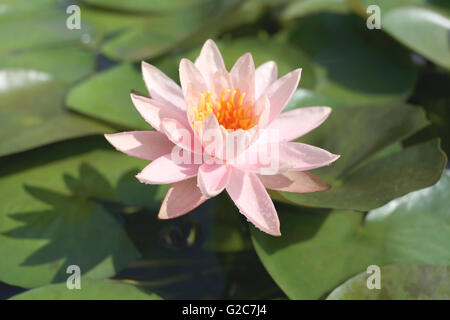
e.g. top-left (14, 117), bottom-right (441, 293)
top-left (81, 6), bottom-right (148, 49)
top-left (0, 0), bottom-right (61, 14)
top-left (279, 13), bottom-right (418, 107)
top-left (0, 71), bottom-right (113, 157)
top-left (406, 69), bottom-right (450, 156)
top-left (0, 135), bottom-right (280, 298)
top-left (82, 0), bottom-right (204, 14)
top-left (327, 264), bottom-right (450, 300)
top-left (0, 4), bottom-right (113, 157)
top-left (10, 279), bottom-right (162, 300)
top-left (66, 64), bottom-right (149, 130)
top-left (0, 5), bottom-right (89, 54)
top-left (285, 88), bottom-right (337, 110)
top-left (1, 47), bottom-right (96, 84)
top-left (281, 0), bottom-right (350, 19)
top-left (101, 0), bottom-right (245, 61)
top-left (0, 137), bottom-right (147, 288)
top-left (353, 0), bottom-right (450, 70)
top-left (274, 104), bottom-right (447, 211)
top-left (101, 21), bottom-right (183, 62)
top-left (252, 170), bottom-right (450, 299)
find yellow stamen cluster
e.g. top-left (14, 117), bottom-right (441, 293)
top-left (192, 89), bottom-right (258, 131)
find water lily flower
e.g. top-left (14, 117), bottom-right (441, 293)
top-left (105, 39), bottom-right (339, 236)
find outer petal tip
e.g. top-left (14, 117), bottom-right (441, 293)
top-left (291, 68), bottom-right (302, 83)
top-left (141, 61), bottom-right (156, 76)
top-left (256, 224), bottom-right (281, 237)
top-left (179, 57), bottom-right (190, 68)
top-left (135, 173), bottom-right (153, 185)
top-left (242, 52), bottom-right (253, 61)
top-left (157, 178), bottom-right (209, 220)
top-left (157, 210), bottom-right (169, 220)
top-left (135, 173), bottom-right (146, 184)
top-left (323, 106), bottom-right (332, 115)
top-left (323, 153), bottom-right (340, 167)
top-left (293, 68), bottom-right (302, 80)
top-left (203, 38), bottom-right (220, 50)
top-left (332, 154), bottom-right (341, 162)
top-left (129, 91), bottom-right (139, 100)
top-left (104, 133), bottom-right (117, 148)
top-left (247, 213), bottom-right (281, 236)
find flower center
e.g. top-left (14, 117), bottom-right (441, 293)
top-left (192, 89), bottom-right (258, 131)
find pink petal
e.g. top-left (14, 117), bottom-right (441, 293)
top-left (104, 131), bottom-right (174, 161)
top-left (267, 69), bottom-right (302, 123)
top-left (255, 61), bottom-right (277, 100)
top-left (226, 168), bottom-right (281, 236)
top-left (199, 114), bottom-right (225, 159)
top-left (194, 39), bottom-right (226, 87)
top-left (136, 154), bottom-right (200, 184)
top-left (141, 62), bottom-right (185, 111)
top-left (269, 107), bottom-right (332, 142)
top-left (210, 69), bottom-right (233, 95)
top-left (223, 127), bottom-right (258, 161)
top-left (277, 142), bottom-right (340, 171)
top-left (234, 141), bottom-right (340, 174)
top-left (254, 94), bottom-right (270, 128)
top-left (230, 53), bottom-right (255, 102)
top-left (159, 177), bottom-right (209, 219)
top-left (258, 170), bottom-right (330, 193)
top-left (179, 58), bottom-right (207, 99)
top-left (197, 164), bottom-right (231, 197)
top-left (130, 93), bottom-right (189, 131)
top-left (160, 118), bottom-right (202, 154)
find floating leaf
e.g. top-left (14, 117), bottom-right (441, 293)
top-left (0, 137), bottom-right (146, 288)
top-left (285, 89), bottom-right (337, 110)
top-left (0, 4), bottom-right (112, 157)
top-left (327, 264), bottom-right (450, 300)
top-left (81, 6), bottom-right (149, 49)
top-left (66, 64), bottom-right (148, 129)
top-left (10, 279), bottom-right (162, 300)
top-left (406, 68), bottom-right (450, 156)
top-left (101, 0), bottom-right (245, 61)
top-left (274, 104), bottom-right (446, 210)
top-left (252, 171), bottom-right (450, 299)
top-left (0, 5), bottom-right (89, 54)
top-left (0, 72), bottom-right (113, 157)
top-left (82, 0), bottom-right (204, 14)
top-left (281, 0), bottom-right (350, 19)
top-left (352, 0), bottom-right (450, 70)
top-left (1, 47), bottom-right (96, 84)
top-left (279, 13), bottom-right (418, 107)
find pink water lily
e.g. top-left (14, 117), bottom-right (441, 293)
top-left (105, 39), bottom-right (339, 236)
